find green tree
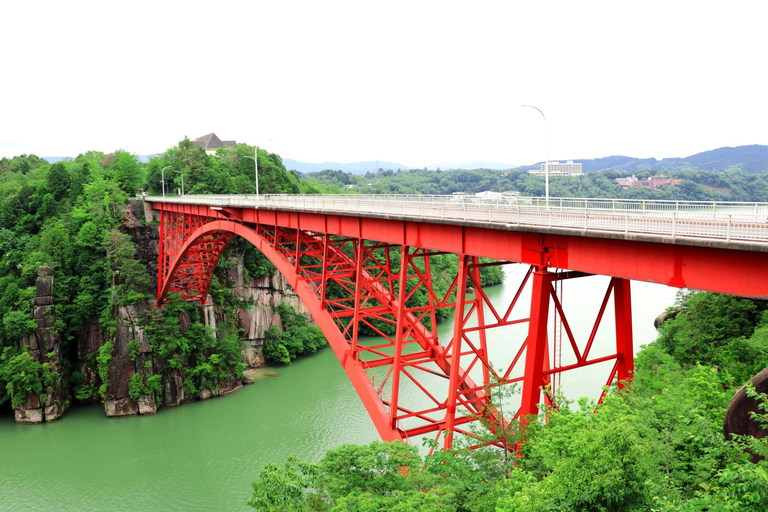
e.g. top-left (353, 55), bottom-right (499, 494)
top-left (46, 162), bottom-right (70, 201)
top-left (109, 151), bottom-right (143, 194)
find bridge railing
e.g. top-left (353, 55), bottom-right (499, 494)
top-left (146, 194), bottom-right (768, 245)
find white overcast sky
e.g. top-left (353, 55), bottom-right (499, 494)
top-left (1, 1), bottom-right (766, 168)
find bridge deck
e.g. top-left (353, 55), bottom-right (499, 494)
top-left (145, 194), bottom-right (768, 252)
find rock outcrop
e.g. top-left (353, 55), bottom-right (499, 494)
top-left (724, 366), bottom-right (768, 462)
top-left (15, 267), bottom-right (68, 423)
top-left (15, 201), bottom-right (306, 423)
top-left (95, 201), bottom-right (302, 417)
top-left (104, 305), bottom-right (157, 417)
top-left (225, 265), bottom-right (311, 371)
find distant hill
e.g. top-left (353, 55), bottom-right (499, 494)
top-left (44, 154), bottom-right (155, 164)
top-left (283, 158), bottom-right (513, 174)
top-left (283, 159), bottom-right (412, 175)
top-left (516, 145), bottom-right (768, 174)
top-left (680, 145), bottom-right (768, 173)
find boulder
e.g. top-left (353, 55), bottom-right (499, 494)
top-left (138, 395), bottom-right (157, 415)
top-left (105, 397), bottom-right (139, 417)
top-left (724, 366), bottom-right (768, 462)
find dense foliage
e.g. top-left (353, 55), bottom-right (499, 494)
top-left (0, 141), bottom-right (313, 410)
top-left (249, 291), bottom-right (768, 511)
top-left (264, 303), bottom-right (328, 365)
top-left (657, 292), bottom-right (768, 383)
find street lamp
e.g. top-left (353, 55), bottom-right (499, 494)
top-left (160, 165), bottom-right (172, 197)
top-left (522, 104), bottom-right (550, 208)
top-left (243, 155), bottom-right (258, 201)
top-left (244, 140), bottom-right (272, 207)
top-left (173, 169), bottom-right (184, 195)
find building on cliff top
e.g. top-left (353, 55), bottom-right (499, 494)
top-left (194, 133), bottom-right (237, 155)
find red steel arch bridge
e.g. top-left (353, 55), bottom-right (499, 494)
top-left (147, 194), bottom-right (768, 451)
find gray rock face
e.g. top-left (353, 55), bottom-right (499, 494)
top-left (98, 211), bottom-right (303, 416)
top-left (15, 267), bottom-right (68, 424)
top-left (123, 201), bottom-right (160, 289)
top-left (105, 305), bottom-right (156, 417)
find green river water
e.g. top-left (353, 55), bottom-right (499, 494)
top-left (0, 271), bottom-right (678, 511)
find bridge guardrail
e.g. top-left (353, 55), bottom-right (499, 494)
top-left (145, 194), bottom-right (768, 245)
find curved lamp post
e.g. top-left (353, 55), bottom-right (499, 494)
top-left (244, 140), bottom-right (271, 207)
top-left (243, 155), bottom-right (258, 201)
top-left (173, 169), bottom-right (184, 195)
top-left (160, 165), bottom-right (172, 197)
top-left (522, 104), bottom-right (549, 208)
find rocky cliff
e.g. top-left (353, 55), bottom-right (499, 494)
top-left (90, 201), bottom-right (305, 417)
top-left (15, 201), bottom-right (307, 423)
top-left (15, 267), bottom-right (68, 423)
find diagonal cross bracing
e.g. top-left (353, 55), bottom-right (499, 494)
top-left (153, 205), bottom-right (640, 451)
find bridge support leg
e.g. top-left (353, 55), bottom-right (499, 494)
top-left (444, 254), bottom-right (469, 450)
top-left (389, 245), bottom-right (410, 430)
top-left (613, 277), bottom-right (634, 388)
top-left (520, 267), bottom-right (553, 424)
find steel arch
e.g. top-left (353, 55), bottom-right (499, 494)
top-left (156, 211), bottom-right (635, 451)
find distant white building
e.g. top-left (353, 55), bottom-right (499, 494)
top-left (474, 191), bottom-right (504, 200)
top-left (529, 160), bottom-right (583, 177)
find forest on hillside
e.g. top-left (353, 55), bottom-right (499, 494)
top-left (301, 166), bottom-right (768, 202)
top-left (0, 140), bottom-right (319, 413)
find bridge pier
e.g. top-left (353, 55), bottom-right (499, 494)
top-left (520, 267), bottom-right (554, 424)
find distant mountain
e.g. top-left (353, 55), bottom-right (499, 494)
top-left (516, 145), bottom-right (768, 174)
top-left (426, 161), bottom-right (512, 171)
top-left (44, 154), bottom-right (155, 164)
top-left (680, 145), bottom-right (768, 173)
top-left (43, 157), bottom-right (70, 164)
top-left (283, 159), bottom-right (412, 175)
top-left (283, 158), bottom-right (513, 174)
top-left (287, 146), bottom-right (768, 175)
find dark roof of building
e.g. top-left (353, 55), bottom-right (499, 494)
top-left (194, 133), bottom-right (236, 151)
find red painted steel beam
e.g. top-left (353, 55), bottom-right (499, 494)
top-left (150, 202), bottom-right (768, 299)
top-left (613, 278), bottom-right (634, 387)
top-left (519, 268), bottom-right (552, 423)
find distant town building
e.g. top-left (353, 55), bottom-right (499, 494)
top-left (529, 160), bottom-right (583, 177)
top-left (615, 175), bottom-right (681, 189)
top-left (194, 133), bottom-right (237, 155)
top-left (615, 175), bottom-right (638, 188)
top-left (474, 191), bottom-right (504, 200)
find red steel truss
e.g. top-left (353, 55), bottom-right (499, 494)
top-left (155, 207), bottom-right (647, 451)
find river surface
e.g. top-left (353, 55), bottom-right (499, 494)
top-left (0, 270), bottom-right (678, 511)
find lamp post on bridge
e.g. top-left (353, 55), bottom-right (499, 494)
top-left (522, 104), bottom-right (550, 208)
top-left (160, 165), bottom-right (172, 198)
top-left (173, 169), bottom-right (184, 195)
top-left (244, 139), bottom-right (272, 207)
